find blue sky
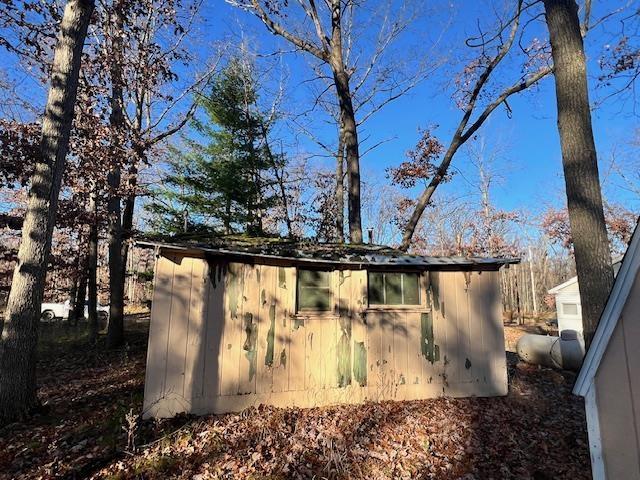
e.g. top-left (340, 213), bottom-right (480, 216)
top-left (196, 0), bottom-right (640, 224)
top-left (2, 0), bottom-right (638, 236)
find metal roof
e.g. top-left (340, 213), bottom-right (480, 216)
top-left (136, 238), bottom-right (519, 271)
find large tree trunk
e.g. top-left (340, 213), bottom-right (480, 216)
top-left (332, 69), bottom-right (362, 244)
top-left (0, 0), bottom-right (94, 423)
top-left (543, 0), bottom-right (614, 347)
top-left (106, 4), bottom-right (126, 349)
top-left (87, 192), bottom-right (99, 342)
top-left (335, 119), bottom-right (345, 244)
top-left (329, 0), bottom-right (362, 244)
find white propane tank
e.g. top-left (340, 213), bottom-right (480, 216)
top-left (516, 330), bottom-right (585, 371)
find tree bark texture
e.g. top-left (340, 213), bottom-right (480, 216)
top-left (543, 0), bottom-right (614, 347)
top-left (87, 192), bottom-right (99, 342)
top-left (70, 256), bottom-right (88, 325)
top-left (106, 4), bottom-right (126, 349)
top-left (331, 66), bottom-right (362, 243)
top-left (0, 0), bottom-right (94, 423)
top-left (335, 119), bottom-right (345, 243)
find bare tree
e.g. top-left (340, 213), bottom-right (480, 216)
top-left (399, 0), bottom-right (553, 251)
top-left (543, 0), bottom-right (614, 347)
top-left (0, 0), bottom-right (94, 422)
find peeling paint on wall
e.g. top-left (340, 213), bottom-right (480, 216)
top-left (278, 267), bottom-right (286, 288)
top-left (337, 316), bottom-right (352, 387)
top-left (265, 305), bottom-right (276, 367)
top-left (280, 348), bottom-right (287, 368)
top-left (293, 317), bottom-right (305, 330)
top-left (353, 341), bottom-right (367, 386)
top-left (242, 312), bottom-right (257, 380)
top-left (465, 358), bottom-right (472, 369)
top-left (420, 312), bottom-right (440, 364)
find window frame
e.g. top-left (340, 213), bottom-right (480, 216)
top-left (561, 302), bottom-right (580, 316)
top-left (296, 268), bottom-right (334, 313)
top-left (367, 270), bottom-right (423, 308)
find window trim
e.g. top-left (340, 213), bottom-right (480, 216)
top-left (561, 302), bottom-right (580, 316)
top-left (367, 270), bottom-right (422, 308)
top-left (296, 268), bottom-right (334, 313)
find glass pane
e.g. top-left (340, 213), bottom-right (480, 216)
top-left (298, 269), bottom-right (330, 287)
top-left (368, 272), bottom-right (384, 305)
top-left (298, 287), bottom-right (331, 310)
top-left (402, 273), bottom-right (420, 305)
top-left (385, 273), bottom-right (403, 304)
top-left (562, 303), bottom-right (579, 315)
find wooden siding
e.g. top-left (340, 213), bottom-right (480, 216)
top-left (143, 255), bottom-right (508, 418)
top-left (593, 271), bottom-right (640, 480)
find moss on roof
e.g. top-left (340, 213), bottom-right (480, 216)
top-left (137, 233), bottom-right (520, 269)
top-left (139, 232), bottom-right (404, 260)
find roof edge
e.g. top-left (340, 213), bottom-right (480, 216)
top-left (135, 240), bottom-right (520, 270)
top-left (574, 219), bottom-right (640, 396)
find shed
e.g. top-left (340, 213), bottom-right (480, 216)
top-left (573, 220), bottom-right (640, 480)
top-left (549, 258), bottom-right (622, 337)
top-left (138, 238), bottom-right (517, 418)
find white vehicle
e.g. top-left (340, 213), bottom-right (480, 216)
top-left (40, 300), bottom-right (109, 322)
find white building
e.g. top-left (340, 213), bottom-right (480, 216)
top-left (574, 222), bottom-right (640, 479)
top-left (548, 258), bottom-right (622, 337)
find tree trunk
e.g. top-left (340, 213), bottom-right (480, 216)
top-left (0, 0), bottom-right (94, 423)
top-left (332, 69), bottom-right (362, 244)
top-left (87, 192), bottom-right (99, 342)
top-left (106, 4), bottom-right (126, 349)
top-left (71, 257), bottom-right (88, 326)
top-left (543, 0), bottom-right (614, 347)
top-left (69, 225), bottom-right (89, 325)
top-left (329, 0), bottom-right (362, 244)
top-left (335, 120), bottom-right (345, 244)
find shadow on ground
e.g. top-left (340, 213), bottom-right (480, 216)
top-left (0, 320), bottom-right (591, 480)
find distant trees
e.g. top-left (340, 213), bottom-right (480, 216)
top-left (0, 0), bottom-right (94, 423)
top-left (399, 0), bottom-right (553, 251)
top-left (542, 203), bottom-right (637, 256)
top-left (543, 0), bottom-right (614, 346)
top-left (146, 59), bottom-right (286, 236)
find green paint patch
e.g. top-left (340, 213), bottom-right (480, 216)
top-left (280, 348), bottom-right (287, 367)
top-left (420, 312), bottom-right (440, 364)
top-left (353, 341), bottom-right (367, 386)
top-left (261, 289), bottom-right (266, 305)
top-left (293, 317), bottom-right (305, 330)
top-left (265, 305), bottom-right (276, 367)
top-left (398, 374), bottom-right (406, 385)
top-left (430, 283), bottom-right (440, 311)
top-left (337, 317), bottom-right (352, 387)
top-left (278, 267), bottom-right (286, 288)
top-left (242, 313), bottom-right (257, 380)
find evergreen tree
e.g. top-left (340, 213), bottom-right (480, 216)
top-left (146, 59), bottom-right (283, 236)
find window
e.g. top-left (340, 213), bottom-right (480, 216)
top-left (562, 303), bottom-right (579, 315)
top-left (368, 272), bottom-right (420, 306)
top-left (297, 269), bottom-right (332, 311)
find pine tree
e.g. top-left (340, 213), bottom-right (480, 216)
top-left (146, 59), bottom-right (283, 236)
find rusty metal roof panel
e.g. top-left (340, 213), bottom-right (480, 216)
top-left (135, 237), bottom-right (520, 270)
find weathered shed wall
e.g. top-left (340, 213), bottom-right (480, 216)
top-left (592, 272), bottom-right (640, 480)
top-left (143, 253), bottom-right (508, 418)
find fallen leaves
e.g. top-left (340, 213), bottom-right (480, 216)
top-left (0, 321), bottom-right (592, 479)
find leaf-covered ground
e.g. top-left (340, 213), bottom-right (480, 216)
top-left (0, 318), bottom-right (591, 479)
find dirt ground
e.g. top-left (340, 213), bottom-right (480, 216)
top-left (0, 316), bottom-right (591, 480)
